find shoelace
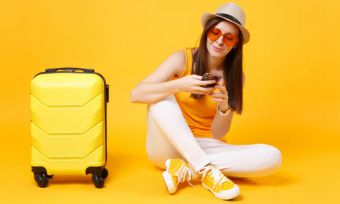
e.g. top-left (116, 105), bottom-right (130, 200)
top-left (198, 166), bottom-right (230, 191)
top-left (174, 163), bottom-right (195, 187)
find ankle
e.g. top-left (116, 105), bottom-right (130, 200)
top-left (197, 165), bottom-right (219, 177)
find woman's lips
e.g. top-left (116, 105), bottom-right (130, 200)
top-left (212, 45), bottom-right (224, 52)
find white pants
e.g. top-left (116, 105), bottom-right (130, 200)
top-left (146, 95), bottom-right (282, 178)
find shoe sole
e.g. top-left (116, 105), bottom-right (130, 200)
top-left (202, 182), bottom-right (240, 200)
top-left (162, 171), bottom-right (176, 194)
top-left (162, 159), bottom-right (176, 194)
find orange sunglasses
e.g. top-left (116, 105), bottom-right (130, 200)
top-left (207, 27), bottom-right (239, 48)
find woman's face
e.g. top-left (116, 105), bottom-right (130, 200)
top-left (206, 20), bottom-right (240, 59)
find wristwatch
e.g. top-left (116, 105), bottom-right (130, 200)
top-left (217, 105), bottom-right (231, 116)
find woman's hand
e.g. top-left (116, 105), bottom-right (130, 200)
top-left (210, 84), bottom-right (230, 112)
top-left (176, 74), bottom-right (216, 94)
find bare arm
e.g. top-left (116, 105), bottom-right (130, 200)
top-left (211, 109), bottom-right (235, 139)
top-left (130, 50), bottom-right (216, 104)
top-left (211, 73), bottom-right (246, 139)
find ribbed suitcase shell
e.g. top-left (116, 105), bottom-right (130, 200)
top-left (30, 70), bottom-right (108, 175)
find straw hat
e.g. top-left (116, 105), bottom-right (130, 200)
top-left (201, 2), bottom-right (250, 44)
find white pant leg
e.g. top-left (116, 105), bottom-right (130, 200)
top-left (146, 110), bottom-right (184, 169)
top-left (197, 138), bottom-right (282, 178)
top-left (146, 95), bottom-right (211, 172)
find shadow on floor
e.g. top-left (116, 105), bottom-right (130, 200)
top-left (232, 173), bottom-right (297, 187)
top-left (41, 152), bottom-right (135, 186)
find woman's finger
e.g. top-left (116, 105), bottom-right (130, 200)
top-left (198, 80), bottom-right (217, 86)
top-left (215, 84), bottom-right (226, 91)
top-left (193, 86), bottom-right (214, 93)
top-left (214, 84), bottom-right (227, 93)
top-left (191, 75), bottom-right (203, 80)
top-left (192, 91), bottom-right (206, 94)
top-left (210, 93), bottom-right (227, 99)
top-left (192, 90), bottom-right (212, 95)
top-left (211, 98), bottom-right (228, 103)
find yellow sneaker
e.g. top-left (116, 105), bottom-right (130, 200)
top-left (199, 165), bottom-right (240, 200)
top-left (162, 158), bottom-right (194, 194)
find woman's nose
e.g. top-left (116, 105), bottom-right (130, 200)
top-left (216, 36), bottom-right (224, 45)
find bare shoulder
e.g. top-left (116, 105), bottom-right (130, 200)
top-left (170, 49), bottom-right (186, 76)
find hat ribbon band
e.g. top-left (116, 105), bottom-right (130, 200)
top-left (216, 13), bottom-right (242, 25)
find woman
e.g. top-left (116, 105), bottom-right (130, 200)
top-left (130, 2), bottom-right (282, 200)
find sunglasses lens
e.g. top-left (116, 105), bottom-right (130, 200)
top-left (208, 28), bottom-right (239, 47)
top-left (223, 33), bottom-right (238, 47)
top-left (207, 28), bottom-right (221, 41)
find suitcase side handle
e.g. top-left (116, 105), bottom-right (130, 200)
top-left (105, 84), bottom-right (109, 103)
top-left (45, 67), bottom-right (95, 73)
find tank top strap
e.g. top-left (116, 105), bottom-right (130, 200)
top-left (185, 47), bottom-right (193, 74)
top-left (176, 48), bottom-right (193, 78)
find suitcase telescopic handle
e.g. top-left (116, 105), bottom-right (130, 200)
top-left (45, 67), bottom-right (95, 73)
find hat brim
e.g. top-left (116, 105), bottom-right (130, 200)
top-left (201, 13), bottom-right (250, 44)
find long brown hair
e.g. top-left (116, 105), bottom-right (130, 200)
top-left (191, 17), bottom-right (244, 114)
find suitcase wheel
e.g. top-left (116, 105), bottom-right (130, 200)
top-left (91, 167), bottom-right (108, 188)
top-left (92, 173), bottom-right (104, 188)
top-left (34, 172), bottom-right (49, 188)
top-left (32, 167), bottom-right (53, 188)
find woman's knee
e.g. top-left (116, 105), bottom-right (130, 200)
top-left (252, 144), bottom-right (282, 176)
top-left (219, 144), bottom-right (282, 178)
top-left (147, 95), bottom-right (177, 118)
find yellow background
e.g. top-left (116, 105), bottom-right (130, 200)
top-left (0, 0), bottom-right (339, 203)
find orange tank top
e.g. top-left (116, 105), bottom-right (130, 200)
top-left (173, 47), bottom-right (218, 138)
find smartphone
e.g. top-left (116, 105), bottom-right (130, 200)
top-left (201, 73), bottom-right (221, 88)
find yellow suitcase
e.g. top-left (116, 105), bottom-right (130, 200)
top-left (30, 67), bottom-right (109, 188)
